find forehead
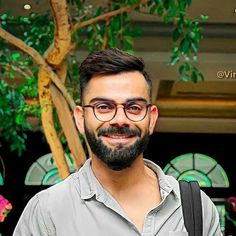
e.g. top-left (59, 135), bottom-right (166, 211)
top-left (83, 71), bottom-right (149, 103)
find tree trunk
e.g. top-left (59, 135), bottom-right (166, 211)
top-left (51, 84), bottom-right (87, 169)
top-left (38, 67), bottom-right (70, 179)
top-left (0, 0), bottom-right (151, 178)
top-left (43, 0), bottom-right (87, 174)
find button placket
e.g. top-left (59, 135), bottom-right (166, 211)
top-left (142, 211), bottom-right (155, 236)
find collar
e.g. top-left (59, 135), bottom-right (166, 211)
top-left (75, 158), bottom-right (179, 201)
top-left (144, 159), bottom-right (180, 199)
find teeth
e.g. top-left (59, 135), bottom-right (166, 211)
top-left (108, 135), bottom-right (129, 139)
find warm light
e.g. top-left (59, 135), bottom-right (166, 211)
top-left (23, 4), bottom-right (32, 10)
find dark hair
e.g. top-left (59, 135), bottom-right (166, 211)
top-left (79, 48), bottom-right (152, 102)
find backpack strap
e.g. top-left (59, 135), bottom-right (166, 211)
top-left (179, 180), bottom-right (203, 236)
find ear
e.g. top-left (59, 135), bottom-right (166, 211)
top-left (74, 106), bottom-right (85, 135)
top-left (149, 105), bottom-right (158, 135)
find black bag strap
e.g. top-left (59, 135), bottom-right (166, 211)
top-left (179, 180), bottom-right (203, 236)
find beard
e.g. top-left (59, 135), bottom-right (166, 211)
top-left (84, 125), bottom-right (150, 171)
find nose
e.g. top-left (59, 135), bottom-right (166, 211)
top-left (109, 106), bottom-right (130, 126)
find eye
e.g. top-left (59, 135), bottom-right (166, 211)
top-left (95, 103), bottom-right (114, 113)
top-left (126, 103), bottom-right (143, 114)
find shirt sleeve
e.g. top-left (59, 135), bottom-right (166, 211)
top-left (13, 192), bottom-right (54, 236)
top-left (201, 191), bottom-right (223, 236)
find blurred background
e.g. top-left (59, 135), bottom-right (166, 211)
top-left (0, 0), bottom-right (236, 235)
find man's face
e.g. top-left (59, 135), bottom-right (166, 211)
top-left (74, 71), bottom-right (158, 171)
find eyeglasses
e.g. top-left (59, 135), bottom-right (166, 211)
top-left (83, 101), bottom-right (152, 122)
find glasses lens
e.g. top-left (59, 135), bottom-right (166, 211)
top-left (94, 102), bottom-right (116, 121)
top-left (125, 102), bottom-right (148, 121)
top-left (91, 101), bottom-right (150, 122)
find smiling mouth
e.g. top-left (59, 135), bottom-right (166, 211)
top-left (101, 134), bottom-right (136, 145)
top-left (103, 134), bottom-right (134, 139)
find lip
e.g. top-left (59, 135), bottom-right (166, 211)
top-left (102, 134), bottom-right (136, 146)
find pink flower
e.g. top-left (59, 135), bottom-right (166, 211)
top-left (0, 194), bottom-right (13, 223)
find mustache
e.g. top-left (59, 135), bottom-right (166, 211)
top-left (97, 126), bottom-right (141, 137)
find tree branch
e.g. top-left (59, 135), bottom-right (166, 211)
top-left (72, 0), bottom-right (148, 33)
top-left (45, 0), bottom-right (72, 66)
top-left (50, 84), bottom-right (86, 169)
top-left (0, 62), bottom-right (32, 79)
top-left (101, 18), bottom-right (111, 50)
top-left (0, 27), bottom-right (76, 109)
top-left (38, 67), bottom-right (70, 179)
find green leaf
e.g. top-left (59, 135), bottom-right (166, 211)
top-left (200, 15), bottom-right (209, 21)
top-left (163, 0), bottom-right (170, 10)
top-left (22, 17), bottom-right (31, 24)
top-left (15, 114), bottom-right (25, 125)
top-left (111, 18), bottom-right (120, 31)
top-left (179, 0), bottom-right (186, 11)
top-left (191, 42), bottom-right (199, 53)
top-left (157, 6), bottom-right (164, 16)
top-left (189, 31), bottom-right (196, 39)
top-left (150, 5), bottom-right (157, 15)
top-left (166, 5), bottom-right (177, 20)
top-left (172, 46), bottom-right (179, 53)
top-left (1, 13), bottom-right (8, 20)
top-left (11, 53), bottom-right (21, 61)
top-left (191, 71), bottom-right (198, 83)
top-left (182, 75), bottom-right (189, 81)
top-left (186, 0), bottom-right (192, 6)
top-left (173, 28), bottom-right (181, 41)
top-left (11, 65), bottom-right (18, 71)
top-left (180, 38), bottom-right (190, 54)
top-left (198, 72), bottom-right (205, 81)
top-left (129, 27), bottom-right (143, 37)
top-left (185, 62), bottom-right (191, 71)
top-left (170, 56), bottom-right (179, 65)
top-left (179, 65), bottom-right (185, 74)
top-left (8, 72), bottom-right (15, 78)
top-left (123, 35), bottom-right (133, 45)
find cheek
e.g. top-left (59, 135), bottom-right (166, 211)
top-left (136, 121), bottom-right (150, 137)
top-left (140, 117), bottom-right (153, 136)
top-left (84, 115), bottom-right (104, 135)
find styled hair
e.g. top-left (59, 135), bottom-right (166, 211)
top-left (79, 48), bottom-right (152, 102)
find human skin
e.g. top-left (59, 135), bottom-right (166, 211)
top-left (74, 71), bottom-right (159, 231)
top-left (74, 71), bottom-right (158, 171)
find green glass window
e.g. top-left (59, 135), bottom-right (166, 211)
top-left (163, 153), bottom-right (229, 187)
top-left (0, 172), bottom-right (3, 185)
top-left (25, 153), bottom-right (76, 185)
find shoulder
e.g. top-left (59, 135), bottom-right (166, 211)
top-left (175, 180), bottom-right (222, 235)
top-left (176, 181), bottom-right (222, 235)
top-left (13, 173), bottom-right (82, 235)
top-left (200, 190), bottom-right (220, 219)
top-left (200, 191), bottom-right (222, 235)
top-left (37, 172), bottom-right (82, 209)
top-left (13, 189), bottom-right (53, 235)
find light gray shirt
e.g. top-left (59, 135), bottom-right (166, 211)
top-left (13, 159), bottom-right (222, 236)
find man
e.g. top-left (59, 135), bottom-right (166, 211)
top-left (13, 48), bottom-right (222, 236)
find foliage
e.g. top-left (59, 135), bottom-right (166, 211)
top-left (0, 0), bottom-right (207, 155)
top-left (0, 79), bottom-right (40, 155)
top-left (0, 12), bottom-right (44, 154)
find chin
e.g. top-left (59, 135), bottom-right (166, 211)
top-left (105, 161), bottom-right (133, 171)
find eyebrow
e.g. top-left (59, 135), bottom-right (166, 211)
top-left (88, 97), bottom-right (149, 104)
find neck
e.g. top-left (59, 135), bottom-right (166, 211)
top-left (91, 155), bottom-right (149, 193)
